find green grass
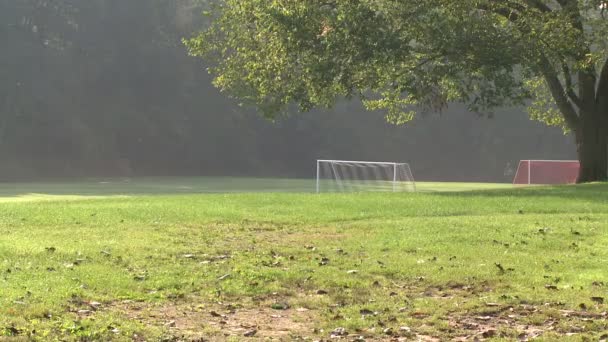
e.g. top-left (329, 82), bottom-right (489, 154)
top-left (0, 178), bottom-right (607, 341)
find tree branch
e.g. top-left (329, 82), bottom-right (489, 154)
top-left (597, 56), bottom-right (608, 108)
top-left (523, 0), bottom-right (552, 12)
top-left (562, 63), bottom-right (583, 109)
top-left (538, 55), bottom-right (580, 130)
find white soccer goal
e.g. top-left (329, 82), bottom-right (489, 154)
top-left (316, 160), bottom-right (416, 193)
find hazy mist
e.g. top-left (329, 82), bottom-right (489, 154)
top-left (0, 0), bottom-right (575, 182)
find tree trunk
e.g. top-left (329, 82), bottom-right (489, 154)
top-left (575, 111), bottom-right (608, 183)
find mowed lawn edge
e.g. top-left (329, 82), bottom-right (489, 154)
top-left (0, 183), bottom-right (607, 340)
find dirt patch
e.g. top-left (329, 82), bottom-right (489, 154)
top-left (108, 299), bottom-right (318, 341)
top-left (207, 307), bottom-right (315, 339)
top-left (448, 304), bottom-right (608, 341)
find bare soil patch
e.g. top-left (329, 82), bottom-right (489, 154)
top-left (108, 299), bottom-right (318, 341)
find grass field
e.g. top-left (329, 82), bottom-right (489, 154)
top-left (0, 178), bottom-right (607, 341)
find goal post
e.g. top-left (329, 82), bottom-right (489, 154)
top-left (513, 160), bottom-right (580, 185)
top-left (316, 160), bottom-right (416, 193)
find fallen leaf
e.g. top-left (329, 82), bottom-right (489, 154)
top-left (359, 308), bottom-right (375, 316)
top-left (591, 297), bottom-right (604, 304)
top-left (243, 329), bottom-right (257, 337)
top-left (210, 311), bottom-right (224, 318)
top-left (271, 302), bottom-right (289, 310)
top-left (400, 326), bottom-right (412, 333)
top-left (88, 301), bottom-right (102, 309)
top-left (482, 329), bottom-right (497, 338)
top-left (330, 327), bottom-right (347, 337)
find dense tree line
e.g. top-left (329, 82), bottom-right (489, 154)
top-left (0, 0), bottom-right (574, 182)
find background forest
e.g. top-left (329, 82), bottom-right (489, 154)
top-left (0, 0), bottom-right (576, 182)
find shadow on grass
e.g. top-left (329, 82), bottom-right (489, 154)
top-left (0, 177), bottom-right (606, 203)
top-left (430, 182), bottom-right (608, 203)
top-left (0, 177), bottom-right (316, 198)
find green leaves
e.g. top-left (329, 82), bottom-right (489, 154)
top-left (186, 0), bottom-right (608, 126)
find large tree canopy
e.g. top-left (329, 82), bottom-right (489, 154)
top-left (186, 0), bottom-right (608, 182)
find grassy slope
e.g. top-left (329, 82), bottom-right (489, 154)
top-left (0, 181), bottom-right (607, 340)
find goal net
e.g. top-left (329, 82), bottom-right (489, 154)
top-left (513, 160), bottom-right (579, 185)
top-left (316, 160), bottom-right (416, 193)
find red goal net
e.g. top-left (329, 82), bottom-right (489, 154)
top-left (513, 160), bottom-right (580, 185)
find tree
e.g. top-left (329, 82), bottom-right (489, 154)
top-left (185, 0), bottom-right (608, 182)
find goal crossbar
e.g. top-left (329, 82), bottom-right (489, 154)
top-left (317, 159), bottom-right (406, 166)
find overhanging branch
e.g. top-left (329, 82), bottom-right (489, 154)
top-left (597, 56), bottom-right (608, 108)
top-left (523, 0), bottom-right (552, 12)
top-left (562, 63), bottom-right (583, 109)
top-left (538, 55), bottom-right (580, 130)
